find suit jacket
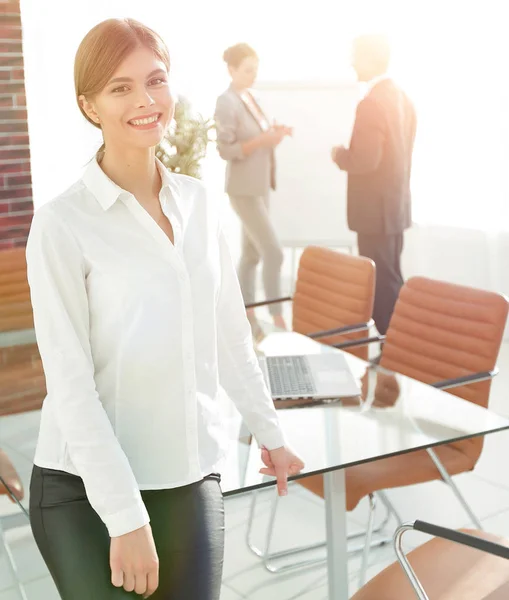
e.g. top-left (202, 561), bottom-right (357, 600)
top-left (335, 78), bottom-right (417, 235)
top-left (214, 85), bottom-right (275, 197)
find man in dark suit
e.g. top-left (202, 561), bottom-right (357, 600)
top-left (332, 34), bottom-right (417, 335)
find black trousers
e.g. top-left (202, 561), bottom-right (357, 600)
top-left (29, 466), bottom-right (224, 600)
top-left (357, 233), bottom-right (404, 336)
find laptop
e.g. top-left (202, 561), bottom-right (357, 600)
top-left (258, 353), bottom-right (360, 402)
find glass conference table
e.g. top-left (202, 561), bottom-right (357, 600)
top-left (219, 331), bottom-right (509, 599)
top-left (1, 328), bottom-right (509, 599)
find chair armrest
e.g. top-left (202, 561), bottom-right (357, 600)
top-left (431, 369), bottom-right (498, 390)
top-left (245, 296), bottom-right (293, 310)
top-left (412, 520), bottom-right (509, 559)
top-left (393, 521), bottom-right (509, 600)
top-left (308, 319), bottom-right (374, 340)
top-left (332, 334), bottom-right (385, 350)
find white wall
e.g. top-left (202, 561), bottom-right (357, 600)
top-left (20, 0), bottom-right (509, 333)
top-left (256, 81), bottom-right (359, 247)
top-left (402, 225), bottom-right (509, 295)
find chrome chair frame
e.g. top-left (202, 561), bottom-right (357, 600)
top-left (246, 487), bottom-right (403, 586)
top-left (0, 474), bottom-right (30, 600)
top-left (394, 520), bottom-right (509, 600)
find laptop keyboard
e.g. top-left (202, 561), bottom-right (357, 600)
top-left (266, 356), bottom-right (317, 397)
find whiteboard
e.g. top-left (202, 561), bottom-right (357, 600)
top-left (256, 81), bottom-right (361, 247)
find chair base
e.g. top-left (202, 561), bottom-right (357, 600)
top-left (256, 535), bottom-right (395, 575)
top-left (0, 516), bottom-right (29, 600)
top-left (245, 457), bottom-right (482, 585)
top-left (246, 489), bottom-right (402, 581)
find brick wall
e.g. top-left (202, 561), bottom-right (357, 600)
top-left (0, 0), bottom-right (33, 249)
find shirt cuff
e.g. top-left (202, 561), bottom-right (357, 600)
top-left (255, 427), bottom-right (286, 451)
top-left (105, 497), bottom-right (150, 538)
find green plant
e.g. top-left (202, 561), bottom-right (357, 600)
top-left (156, 97), bottom-right (215, 179)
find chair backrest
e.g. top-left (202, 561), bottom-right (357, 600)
top-left (292, 246), bottom-right (376, 360)
top-left (0, 248), bottom-right (33, 332)
top-left (380, 276), bottom-right (509, 464)
top-left (0, 249), bottom-right (45, 416)
top-left (0, 343), bottom-right (46, 417)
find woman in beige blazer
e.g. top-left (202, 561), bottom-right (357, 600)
top-left (214, 43), bottom-right (292, 340)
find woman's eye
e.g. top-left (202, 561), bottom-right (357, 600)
top-left (112, 85), bottom-right (129, 93)
top-left (149, 78), bottom-right (166, 86)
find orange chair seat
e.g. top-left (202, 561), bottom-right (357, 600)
top-left (298, 443), bottom-right (476, 512)
top-left (352, 529), bottom-right (509, 600)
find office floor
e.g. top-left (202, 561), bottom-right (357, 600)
top-left (2, 249), bottom-right (509, 599)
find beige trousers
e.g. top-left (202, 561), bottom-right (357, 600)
top-left (229, 194), bottom-right (284, 316)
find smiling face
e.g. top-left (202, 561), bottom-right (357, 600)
top-left (79, 45), bottom-right (174, 151)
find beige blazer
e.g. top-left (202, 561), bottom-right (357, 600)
top-left (214, 85), bottom-right (275, 197)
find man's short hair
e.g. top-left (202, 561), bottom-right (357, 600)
top-left (354, 34), bottom-right (391, 71)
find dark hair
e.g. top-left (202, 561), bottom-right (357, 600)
top-left (75, 18), bottom-right (171, 158)
top-left (222, 43), bottom-right (257, 69)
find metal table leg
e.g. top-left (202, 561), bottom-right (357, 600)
top-left (324, 468), bottom-right (349, 599)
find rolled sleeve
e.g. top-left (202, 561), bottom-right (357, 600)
top-left (215, 224), bottom-right (285, 450)
top-left (214, 94), bottom-right (245, 161)
top-left (26, 205), bottom-right (149, 537)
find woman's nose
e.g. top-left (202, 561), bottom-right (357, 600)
top-left (134, 88), bottom-right (155, 108)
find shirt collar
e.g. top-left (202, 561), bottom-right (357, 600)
top-left (365, 73), bottom-right (391, 95)
top-left (82, 156), bottom-right (177, 212)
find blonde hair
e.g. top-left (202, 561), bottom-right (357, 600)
top-left (222, 43), bottom-right (257, 69)
top-left (74, 18), bottom-right (171, 157)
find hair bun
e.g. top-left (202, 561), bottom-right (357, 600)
top-left (222, 43), bottom-right (257, 68)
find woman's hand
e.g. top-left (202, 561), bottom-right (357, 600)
top-left (373, 372), bottom-right (400, 408)
top-left (259, 446), bottom-right (305, 496)
top-left (243, 126), bottom-right (292, 155)
top-left (360, 369), bottom-right (400, 410)
top-left (110, 524), bottom-right (159, 598)
top-left (260, 128), bottom-right (286, 148)
top-left (274, 122), bottom-right (294, 137)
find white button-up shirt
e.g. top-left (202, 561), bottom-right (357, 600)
top-left (26, 158), bottom-right (284, 537)
top-left (364, 73), bottom-right (391, 97)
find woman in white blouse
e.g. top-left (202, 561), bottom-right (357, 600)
top-left (26, 18), bottom-right (303, 600)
